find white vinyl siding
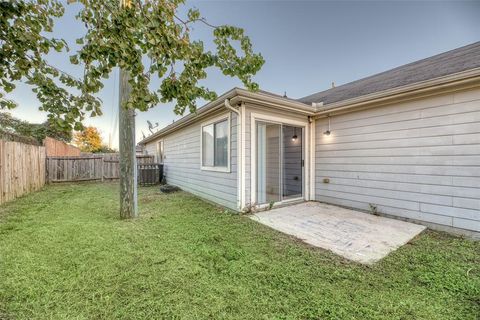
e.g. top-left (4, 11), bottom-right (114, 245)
top-left (144, 142), bottom-right (156, 158)
top-left (145, 111), bottom-right (238, 210)
top-left (315, 88), bottom-right (480, 235)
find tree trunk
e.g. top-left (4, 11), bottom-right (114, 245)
top-left (118, 68), bottom-right (138, 219)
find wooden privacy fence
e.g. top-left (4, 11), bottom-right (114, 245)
top-left (0, 140), bottom-right (46, 205)
top-left (43, 137), bottom-right (81, 157)
top-left (102, 154), bottom-right (155, 180)
top-left (46, 154), bottom-right (161, 185)
top-left (46, 156), bottom-right (104, 182)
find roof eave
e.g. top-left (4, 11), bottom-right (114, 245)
top-left (138, 88), bottom-right (314, 145)
top-left (138, 89), bottom-right (238, 145)
top-left (314, 67), bottom-right (480, 118)
top-left (230, 88), bottom-right (315, 115)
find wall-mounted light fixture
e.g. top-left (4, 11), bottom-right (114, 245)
top-left (323, 116), bottom-right (331, 136)
top-left (292, 127), bottom-right (298, 141)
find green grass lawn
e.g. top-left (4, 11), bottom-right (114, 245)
top-left (0, 183), bottom-right (479, 319)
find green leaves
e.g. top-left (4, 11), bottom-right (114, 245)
top-left (213, 25), bottom-right (264, 91)
top-left (187, 8), bottom-right (201, 21)
top-left (1, 0), bottom-right (264, 134)
top-left (1, 0), bottom-right (98, 133)
top-left (73, 0), bottom-right (264, 116)
top-left (0, 112), bottom-right (73, 143)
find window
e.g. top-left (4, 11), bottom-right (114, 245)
top-left (201, 118), bottom-right (229, 171)
top-left (156, 140), bottom-right (164, 163)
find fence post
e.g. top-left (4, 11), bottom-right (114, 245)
top-left (0, 140), bottom-right (46, 206)
top-left (45, 157), bottom-right (49, 184)
top-left (101, 156), bottom-right (104, 182)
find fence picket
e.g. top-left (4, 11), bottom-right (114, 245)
top-left (0, 146), bottom-right (160, 207)
top-left (45, 154), bottom-right (157, 183)
top-left (0, 140), bottom-right (46, 206)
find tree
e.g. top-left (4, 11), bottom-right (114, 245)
top-left (0, 112), bottom-right (72, 143)
top-left (73, 126), bottom-right (103, 153)
top-left (72, 0), bottom-right (264, 114)
top-left (0, 1), bottom-right (100, 132)
top-left (1, 0), bottom-right (264, 219)
top-left (96, 145), bottom-right (117, 153)
top-left (43, 119), bottom-right (73, 142)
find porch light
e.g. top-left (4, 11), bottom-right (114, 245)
top-left (323, 117), bottom-right (331, 136)
top-left (292, 127), bottom-right (298, 141)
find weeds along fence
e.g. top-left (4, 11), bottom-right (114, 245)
top-left (0, 139), bottom-right (46, 205)
top-left (46, 154), bottom-right (161, 184)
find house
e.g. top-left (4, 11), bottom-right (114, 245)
top-left (135, 145), bottom-right (144, 156)
top-left (139, 42), bottom-right (480, 238)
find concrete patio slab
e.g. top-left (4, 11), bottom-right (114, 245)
top-left (251, 202), bottom-right (426, 264)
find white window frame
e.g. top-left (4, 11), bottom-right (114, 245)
top-left (250, 111), bottom-right (311, 207)
top-left (200, 113), bottom-right (231, 173)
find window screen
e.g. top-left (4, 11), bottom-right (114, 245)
top-left (202, 119), bottom-right (228, 168)
top-left (202, 124), bottom-right (214, 166)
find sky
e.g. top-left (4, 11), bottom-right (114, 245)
top-left (5, 0), bottom-right (480, 148)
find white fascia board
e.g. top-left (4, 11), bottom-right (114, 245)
top-left (314, 68), bottom-right (480, 118)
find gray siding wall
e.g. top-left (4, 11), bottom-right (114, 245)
top-left (144, 111), bottom-right (238, 210)
top-left (144, 141), bottom-right (157, 159)
top-left (315, 88), bottom-right (480, 235)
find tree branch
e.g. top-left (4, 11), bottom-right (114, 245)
top-left (173, 14), bottom-right (219, 30)
top-left (26, 54), bottom-right (82, 83)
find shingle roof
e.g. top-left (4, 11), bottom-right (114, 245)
top-left (299, 41), bottom-right (480, 105)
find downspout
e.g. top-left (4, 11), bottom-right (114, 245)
top-left (225, 99), bottom-right (243, 211)
top-left (225, 98), bottom-right (239, 115)
top-left (308, 116), bottom-right (315, 201)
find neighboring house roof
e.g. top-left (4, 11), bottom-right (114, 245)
top-left (299, 41), bottom-right (480, 105)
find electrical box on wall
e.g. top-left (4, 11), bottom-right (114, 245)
top-left (323, 178), bottom-right (330, 184)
